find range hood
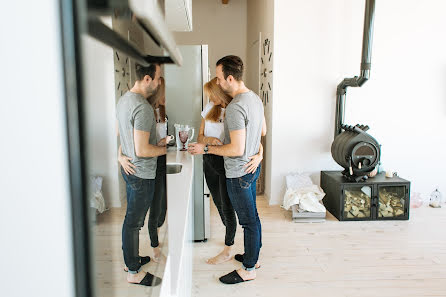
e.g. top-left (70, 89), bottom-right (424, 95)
top-left (87, 0), bottom-right (183, 66)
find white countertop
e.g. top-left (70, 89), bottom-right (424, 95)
top-left (166, 148), bottom-right (194, 239)
top-left (163, 147), bottom-right (194, 296)
top-left (166, 147), bottom-right (193, 168)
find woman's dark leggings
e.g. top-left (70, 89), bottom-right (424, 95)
top-left (148, 154), bottom-right (167, 248)
top-left (203, 154), bottom-right (237, 246)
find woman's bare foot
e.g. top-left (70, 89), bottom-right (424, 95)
top-left (206, 245), bottom-right (232, 265)
top-left (153, 246), bottom-right (161, 260)
top-left (152, 247), bottom-right (166, 264)
top-left (236, 268), bottom-right (256, 281)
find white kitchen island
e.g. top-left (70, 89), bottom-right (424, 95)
top-left (159, 148), bottom-right (194, 297)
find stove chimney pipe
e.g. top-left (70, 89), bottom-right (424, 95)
top-left (334, 0), bottom-right (375, 138)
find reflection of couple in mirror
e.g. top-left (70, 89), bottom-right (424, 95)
top-left (188, 55), bottom-right (267, 284)
top-left (116, 63), bottom-right (167, 286)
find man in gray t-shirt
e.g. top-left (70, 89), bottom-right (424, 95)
top-left (117, 91), bottom-right (158, 179)
top-left (188, 56), bottom-right (266, 284)
top-left (116, 63), bottom-right (166, 287)
top-left (223, 91), bottom-right (264, 178)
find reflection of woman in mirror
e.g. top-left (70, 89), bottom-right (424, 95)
top-left (119, 77), bottom-right (167, 263)
top-left (198, 78), bottom-right (263, 265)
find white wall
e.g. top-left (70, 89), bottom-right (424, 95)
top-left (83, 17), bottom-right (120, 208)
top-left (172, 0), bottom-right (247, 77)
top-left (271, 0), bottom-right (446, 204)
top-left (247, 0), bottom-right (274, 200)
top-left (0, 1), bottom-right (74, 296)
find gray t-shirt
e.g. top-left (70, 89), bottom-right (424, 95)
top-left (223, 90), bottom-right (264, 178)
top-left (116, 91), bottom-right (157, 179)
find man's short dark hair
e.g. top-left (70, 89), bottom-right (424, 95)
top-left (216, 55), bottom-right (244, 81)
top-left (135, 63), bottom-right (159, 81)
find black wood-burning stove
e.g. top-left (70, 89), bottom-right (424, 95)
top-left (331, 124), bottom-right (380, 182)
top-left (321, 0), bottom-right (411, 221)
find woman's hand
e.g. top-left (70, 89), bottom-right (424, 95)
top-left (244, 152), bottom-right (263, 174)
top-left (205, 137), bottom-right (223, 146)
top-left (119, 153), bottom-right (136, 175)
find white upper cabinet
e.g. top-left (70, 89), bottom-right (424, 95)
top-left (166, 0), bottom-right (193, 32)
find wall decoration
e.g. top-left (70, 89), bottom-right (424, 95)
top-left (259, 32), bottom-right (273, 106)
top-left (113, 50), bottom-right (130, 99)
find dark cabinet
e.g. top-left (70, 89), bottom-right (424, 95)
top-left (321, 171), bottom-right (410, 221)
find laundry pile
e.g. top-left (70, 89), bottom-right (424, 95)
top-left (282, 173), bottom-right (326, 222)
top-left (90, 176), bottom-right (107, 221)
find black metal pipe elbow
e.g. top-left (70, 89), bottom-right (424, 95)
top-left (357, 76), bottom-right (368, 87)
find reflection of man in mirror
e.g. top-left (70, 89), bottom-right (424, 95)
top-left (188, 55), bottom-right (267, 284)
top-left (119, 77), bottom-right (168, 264)
top-left (116, 63), bottom-right (166, 286)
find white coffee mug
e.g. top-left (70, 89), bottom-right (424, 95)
top-left (166, 135), bottom-right (174, 144)
top-left (385, 170), bottom-right (397, 178)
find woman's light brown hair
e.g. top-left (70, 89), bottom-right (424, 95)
top-left (147, 77), bottom-right (166, 122)
top-left (203, 77), bottom-right (232, 122)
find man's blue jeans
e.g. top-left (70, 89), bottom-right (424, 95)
top-left (226, 166), bottom-right (262, 270)
top-left (121, 167), bottom-right (155, 273)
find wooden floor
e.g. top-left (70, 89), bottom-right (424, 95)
top-left (93, 207), bottom-right (168, 297)
top-left (93, 196), bottom-right (446, 297)
top-left (192, 196), bottom-right (446, 297)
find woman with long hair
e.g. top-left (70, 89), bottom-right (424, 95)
top-left (199, 77), bottom-right (263, 265)
top-left (119, 77), bottom-right (167, 263)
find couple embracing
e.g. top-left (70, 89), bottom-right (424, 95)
top-left (188, 55), bottom-right (266, 284)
